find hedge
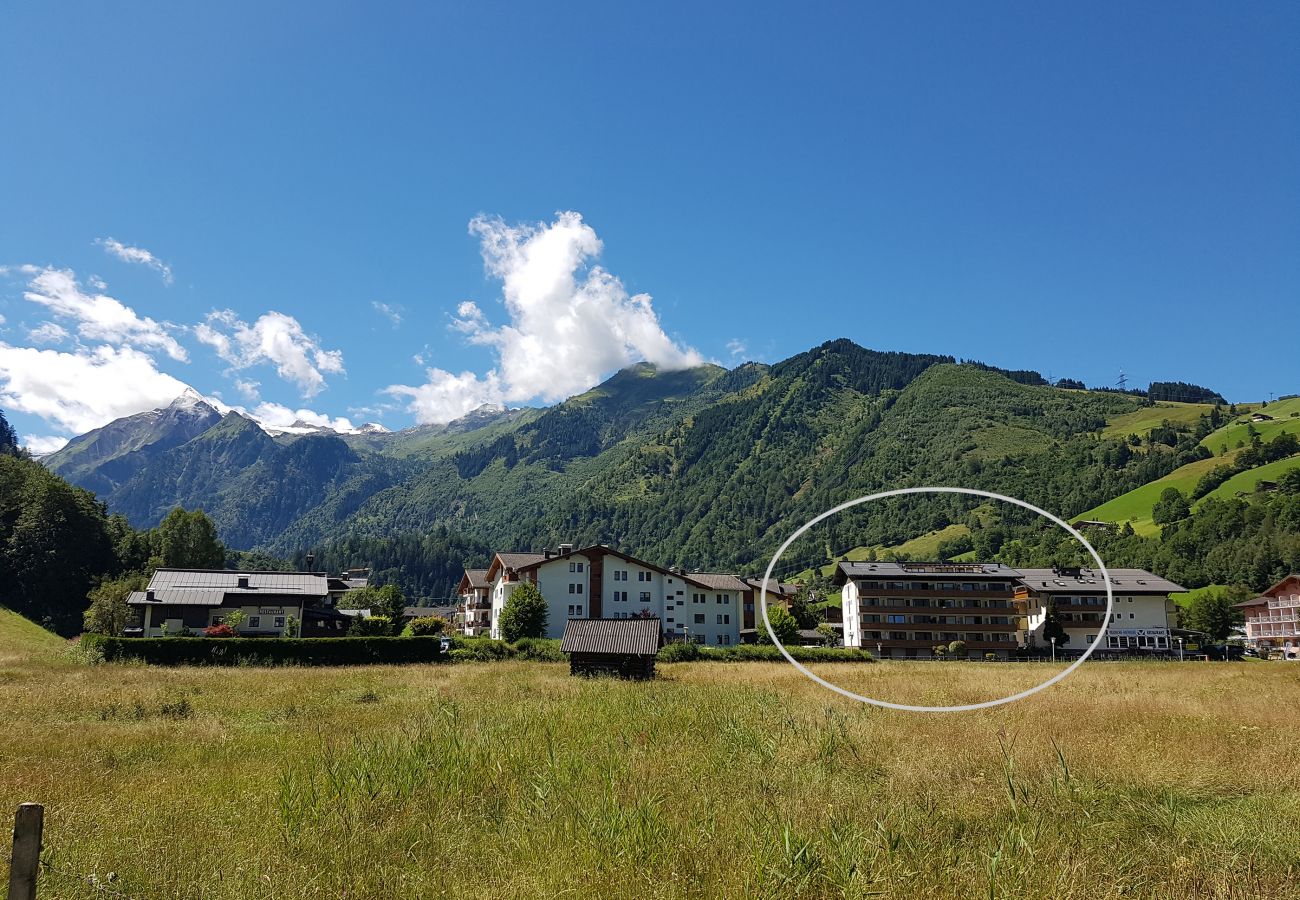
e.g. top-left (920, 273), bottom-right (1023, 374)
top-left (82, 634), bottom-right (446, 666)
top-left (657, 643), bottom-right (875, 663)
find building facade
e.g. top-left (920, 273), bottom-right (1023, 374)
top-left (478, 544), bottom-right (744, 645)
top-left (838, 562), bottom-right (1021, 658)
top-left (456, 569), bottom-right (492, 635)
top-left (1014, 567), bottom-right (1182, 654)
top-left (128, 569), bottom-right (347, 637)
top-left (1238, 574), bottom-right (1300, 659)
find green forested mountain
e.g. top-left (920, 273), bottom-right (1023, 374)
top-left (35, 338), bottom-right (1288, 603)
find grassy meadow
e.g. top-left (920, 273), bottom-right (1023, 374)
top-left (2, 632), bottom-right (1298, 900)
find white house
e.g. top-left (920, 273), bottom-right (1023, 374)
top-left (478, 544), bottom-right (744, 645)
top-left (127, 568), bottom-right (349, 637)
top-left (1014, 567), bottom-right (1183, 654)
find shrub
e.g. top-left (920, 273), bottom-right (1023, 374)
top-left (348, 615), bottom-right (394, 637)
top-left (512, 637), bottom-right (565, 662)
top-left (404, 616), bottom-right (448, 637)
top-left (948, 640), bottom-right (967, 656)
top-left (205, 623), bottom-right (238, 638)
top-left (84, 635), bottom-right (445, 666)
top-left (657, 641), bottom-right (703, 662)
top-left (448, 636), bottom-right (512, 662)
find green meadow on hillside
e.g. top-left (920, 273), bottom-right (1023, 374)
top-left (0, 607), bottom-right (65, 666)
top-left (1194, 455), bottom-right (1300, 505)
top-left (1078, 454), bottom-right (1236, 535)
top-left (1202, 398), bottom-right (1300, 455)
top-left (1101, 401), bottom-right (1215, 439)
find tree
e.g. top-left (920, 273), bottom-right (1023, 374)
top-left (1181, 587), bottom-right (1247, 643)
top-left (948, 640), bottom-right (967, 657)
top-left (156, 508), bottom-right (225, 569)
top-left (83, 574), bottom-right (146, 635)
top-left (787, 586), bottom-right (820, 630)
top-left (756, 606), bottom-right (799, 645)
top-left (499, 581), bottom-right (548, 641)
top-left (340, 584), bottom-right (405, 621)
top-left (348, 615), bottom-right (393, 636)
top-left (403, 616), bottom-right (447, 637)
top-left (1041, 604), bottom-right (1069, 649)
top-left (1151, 488), bottom-right (1191, 526)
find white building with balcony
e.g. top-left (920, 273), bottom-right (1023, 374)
top-left (1015, 567), bottom-right (1183, 654)
top-left (1238, 575), bottom-right (1300, 660)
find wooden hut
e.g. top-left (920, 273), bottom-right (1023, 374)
top-left (560, 617), bottom-right (661, 680)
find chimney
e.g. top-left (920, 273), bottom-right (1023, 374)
top-left (543, 548), bottom-right (552, 559)
top-left (237, 575), bottom-right (250, 589)
top-left (146, 590), bottom-right (155, 602)
top-left (559, 543), bottom-right (574, 555)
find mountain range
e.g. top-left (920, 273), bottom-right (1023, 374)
top-left (43, 338), bottom-right (1272, 596)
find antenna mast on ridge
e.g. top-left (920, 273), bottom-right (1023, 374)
top-left (1116, 370), bottom-right (1128, 392)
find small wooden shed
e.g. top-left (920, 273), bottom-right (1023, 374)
top-left (560, 617), bottom-right (661, 680)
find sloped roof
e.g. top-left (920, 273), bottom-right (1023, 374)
top-left (147, 568), bottom-right (329, 596)
top-left (835, 561), bottom-right (1021, 584)
top-left (740, 577), bottom-right (800, 598)
top-left (127, 590), bottom-right (224, 607)
top-left (687, 572), bottom-right (750, 592)
top-left (464, 569), bottom-right (490, 589)
top-left (561, 618), bottom-right (661, 656)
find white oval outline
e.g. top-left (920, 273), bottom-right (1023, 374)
top-left (760, 486), bottom-right (1113, 712)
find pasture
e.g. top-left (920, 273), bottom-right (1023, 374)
top-left (0, 639), bottom-right (1297, 899)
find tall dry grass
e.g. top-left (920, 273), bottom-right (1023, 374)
top-left (0, 653), bottom-right (1296, 899)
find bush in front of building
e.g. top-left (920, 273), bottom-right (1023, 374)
top-left (447, 636), bottom-right (513, 662)
top-left (511, 637), bottom-right (565, 661)
top-left (403, 616), bottom-right (448, 637)
top-left (348, 615), bottom-right (395, 637)
top-left (657, 641), bottom-right (704, 662)
top-left (656, 643), bottom-right (873, 663)
top-left (81, 634), bottom-right (445, 666)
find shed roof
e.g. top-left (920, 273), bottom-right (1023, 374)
top-left (561, 618), bottom-right (662, 656)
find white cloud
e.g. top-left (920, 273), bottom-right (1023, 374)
top-left (22, 434), bottom-right (69, 456)
top-left (249, 401), bottom-right (357, 433)
top-left (0, 343), bottom-right (190, 434)
top-left (96, 237), bottom-right (173, 284)
top-left (372, 301), bottom-right (403, 327)
top-left (27, 322), bottom-right (69, 345)
top-left (233, 378), bottom-right (261, 402)
top-left (726, 338), bottom-right (748, 361)
top-left (195, 310), bottom-right (344, 397)
top-left (386, 211), bottom-right (702, 424)
top-left (22, 267), bottom-right (188, 361)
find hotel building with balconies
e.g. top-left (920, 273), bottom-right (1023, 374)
top-left (1237, 574), bottom-right (1300, 659)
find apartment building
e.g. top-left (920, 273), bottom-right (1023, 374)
top-left (477, 544), bottom-right (744, 645)
top-left (456, 568), bottom-right (491, 636)
top-left (1237, 574), bottom-right (1300, 659)
top-left (837, 562), bottom-right (1021, 659)
top-left (1015, 567), bottom-right (1182, 654)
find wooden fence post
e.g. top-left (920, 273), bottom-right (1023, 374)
top-left (6, 803), bottom-right (43, 900)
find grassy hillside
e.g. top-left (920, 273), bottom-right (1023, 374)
top-left (1102, 401), bottom-right (1215, 439)
top-left (2, 657), bottom-right (1297, 899)
top-left (1202, 398), bottom-right (1300, 455)
top-left (0, 607), bottom-right (65, 664)
top-left (1195, 455), bottom-right (1300, 505)
top-left (1079, 453), bottom-right (1238, 535)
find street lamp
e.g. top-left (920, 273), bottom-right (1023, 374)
top-left (1177, 637), bottom-right (1184, 662)
top-left (1050, 635), bottom-right (1056, 663)
top-left (876, 641), bottom-right (882, 660)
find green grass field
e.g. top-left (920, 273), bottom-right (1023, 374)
top-left (1193, 454), bottom-right (1300, 506)
top-left (1101, 402), bottom-right (1215, 439)
top-left (0, 606), bottom-right (65, 666)
top-left (2, 623), bottom-right (1298, 899)
top-left (792, 524), bottom-right (973, 582)
top-left (1202, 398), bottom-right (1300, 455)
top-left (1077, 453), bottom-right (1236, 535)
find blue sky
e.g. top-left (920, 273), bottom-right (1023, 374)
top-left (1, 2), bottom-right (1296, 450)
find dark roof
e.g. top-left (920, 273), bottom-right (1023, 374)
top-left (127, 590), bottom-right (224, 607)
top-left (459, 569), bottom-right (490, 590)
top-left (486, 552), bottom-right (548, 582)
top-left (740, 577), bottom-right (800, 598)
top-left (1015, 568), bottom-right (1185, 594)
top-left (1234, 596), bottom-right (1271, 608)
top-left (561, 618), bottom-right (662, 656)
top-left (835, 561), bottom-right (1021, 584)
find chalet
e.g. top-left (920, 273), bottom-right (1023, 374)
top-left (456, 568), bottom-right (491, 635)
top-left (1014, 567), bottom-right (1182, 655)
top-left (128, 569), bottom-right (349, 637)
top-left (561, 617), bottom-right (661, 679)
top-left (837, 562), bottom-right (1021, 659)
top-left (1237, 574), bottom-right (1300, 659)
top-left (480, 544), bottom-right (744, 645)
top-left (1251, 413), bottom-right (1275, 422)
top-left (737, 576), bottom-right (801, 641)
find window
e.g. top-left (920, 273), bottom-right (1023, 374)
top-left (722, 634), bottom-right (731, 646)
top-left (638, 571), bottom-right (649, 582)
top-left (640, 591), bottom-right (651, 603)
top-left (719, 594), bottom-right (731, 605)
top-left (577, 563), bottom-right (584, 573)
top-left (694, 614), bottom-right (705, 624)
top-left (274, 616), bottom-right (286, 628)
top-left (886, 614), bottom-right (906, 624)
top-left (568, 584), bottom-right (576, 594)
top-left (569, 562), bottom-right (577, 572)
top-left (248, 616), bottom-right (261, 628)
